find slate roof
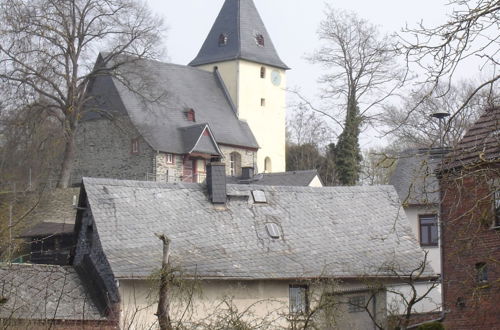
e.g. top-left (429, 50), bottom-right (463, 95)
top-left (93, 57), bottom-right (258, 153)
top-left (227, 170), bottom-right (322, 186)
top-left (389, 149), bottom-right (448, 206)
top-left (81, 177), bottom-right (432, 280)
top-left (18, 222), bottom-right (74, 238)
top-left (189, 0), bottom-right (289, 69)
top-left (442, 106), bottom-right (500, 171)
top-left (0, 263), bottom-right (104, 321)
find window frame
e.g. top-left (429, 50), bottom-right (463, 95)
top-left (475, 262), bottom-right (488, 283)
top-left (419, 214), bottom-right (439, 247)
top-left (165, 153), bottom-right (174, 165)
top-left (348, 295), bottom-right (366, 313)
top-left (493, 188), bottom-right (500, 228)
top-left (255, 34), bottom-right (265, 47)
top-left (289, 284), bottom-right (309, 315)
top-left (260, 66), bottom-right (266, 79)
top-left (131, 138), bottom-right (140, 155)
top-left (218, 33), bottom-right (228, 47)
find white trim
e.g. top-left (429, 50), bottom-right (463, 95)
top-left (188, 124), bottom-right (223, 157)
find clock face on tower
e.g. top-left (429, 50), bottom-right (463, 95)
top-left (271, 70), bottom-right (281, 86)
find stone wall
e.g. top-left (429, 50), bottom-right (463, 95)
top-left (72, 116), bottom-right (155, 184)
top-left (219, 145), bottom-right (256, 176)
top-left (440, 164), bottom-right (499, 330)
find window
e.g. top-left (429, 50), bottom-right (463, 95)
top-left (419, 214), bottom-right (438, 246)
top-left (185, 109), bottom-right (195, 122)
top-left (264, 157), bottom-right (272, 173)
top-left (131, 139), bottom-right (139, 154)
top-left (289, 285), bottom-right (308, 314)
top-left (494, 188), bottom-right (500, 227)
top-left (348, 295), bottom-right (366, 313)
top-left (218, 33), bottom-right (228, 47)
top-left (260, 66), bottom-right (266, 78)
top-left (475, 262), bottom-right (488, 283)
top-left (255, 34), bottom-right (265, 47)
top-left (260, 98), bottom-right (266, 107)
top-left (229, 152), bottom-right (242, 177)
top-left (166, 153), bottom-right (174, 164)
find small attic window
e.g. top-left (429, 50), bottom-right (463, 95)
top-left (255, 34), bottom-right (265, 47)
top-left (185, 109), bottom-right (195, 122)
top-left (219, 33), bottom-right (228, 47)
top-left (252, 190), bottom-right (267, 203)
top-left (265, 223), bottom-right (281, 239)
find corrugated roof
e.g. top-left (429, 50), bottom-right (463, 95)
top-left (389, 149), bottom-right (447, 206)
top-left (18, 221), bottom-right (74, 238)
top-left (442, 107), bottom-right (500, 170)
top-left (0, 263), bottom-right (105, 321)
top-left (81, 177), bottom-right (432, 280)
top-left (189, 0), bottom-right (289, 69)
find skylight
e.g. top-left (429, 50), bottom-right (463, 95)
top-left (252, 190), bottom-right (266, 203)
top-left (265, 223), bottom-right (280, 239)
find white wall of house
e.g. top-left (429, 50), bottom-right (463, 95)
top-left (405, 206), bottom-right (441, 274)
top-left (386, 282), bottom-right (442, 315)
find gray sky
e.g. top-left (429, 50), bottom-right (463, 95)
top-left (145, 0), bottom-right (457, 147)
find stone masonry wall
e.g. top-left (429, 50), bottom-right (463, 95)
top-left (440, 164), bottom-right (500, 330)
top-left (219, 145), bottom-right (256, 176)
top-left (72, 116), bottom-right (155, 184)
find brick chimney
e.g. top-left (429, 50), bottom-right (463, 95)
top-left (206, 162), bottom-right (226, 204)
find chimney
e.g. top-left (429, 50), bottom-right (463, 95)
top-left (241, 167), bottom-right (254, 180)
top-left (206, 162), bottom-right (227, 204)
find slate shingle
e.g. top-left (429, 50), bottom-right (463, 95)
top-left (82, 178), bottom-right (432, 281)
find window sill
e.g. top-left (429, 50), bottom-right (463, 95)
top-left (420, 244), bottom-right (439, 247)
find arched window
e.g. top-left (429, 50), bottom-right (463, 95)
top-left (264, 157), bottom-right (272, 173)
top-left (218, 33), bottom-right (228, 47)
top-left (229, 152), bottom-right (242, 177)
top-left (260, 66), bottom-right (266, 78)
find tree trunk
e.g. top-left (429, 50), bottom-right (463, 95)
top-left (157, 234), bottom-right (173, 330)
top-left (57, 132), bottom-right (76, 188)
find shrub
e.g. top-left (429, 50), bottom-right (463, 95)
top-left (417, 322), bottom-right (444, 330)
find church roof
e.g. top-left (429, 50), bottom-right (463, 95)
top-left (80, 177), bottom-right (432, 280)
top-left (88, 57), bottom-right (259, 153)
top-left (189, 0), bottom-right (289, 69)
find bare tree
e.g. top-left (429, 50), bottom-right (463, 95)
top-left (309, 7), bottom-right (403, 185)
top-left (381, 80), bottom-right (497, 150)
top-left (0, 0), bottom-right (165, 188)
top-left (399, 0), bottom-right (499, 115)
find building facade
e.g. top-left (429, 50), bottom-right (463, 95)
top-left (439, 107), bottom-right (499, 329)
top-left (72, 0), bottom-right (288, 185)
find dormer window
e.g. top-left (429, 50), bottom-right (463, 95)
top-left (185, 109), bottom-right (195, 122)
top-left (218, 33), bottom-right (228, 47)
top-left (255, 34), bottom-right (264, 47)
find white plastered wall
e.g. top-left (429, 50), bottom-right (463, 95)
top-left (197, 60), bottom-right (286, 174)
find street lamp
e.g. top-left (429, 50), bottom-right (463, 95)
top-left (431, 112), bottom-right (450, 148)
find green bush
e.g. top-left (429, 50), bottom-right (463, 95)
top-left (417, 322), bottom-right (444, 330)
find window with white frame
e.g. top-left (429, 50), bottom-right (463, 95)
top-left (166, 153), bottom-right (174, 164)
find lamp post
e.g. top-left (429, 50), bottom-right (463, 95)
top-left (431, 112), bottom-right (450, 148)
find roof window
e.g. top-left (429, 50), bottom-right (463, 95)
top-left (185, 109), bottom-right (195, 122)
top-left (252, 190), bottom-right (267, 203)
top-left (255, 33), bottom-right (265, 47)
top-left (218, 33), bottom-right (228, 47)
top-left (265, 223), bottom-right (280, 239)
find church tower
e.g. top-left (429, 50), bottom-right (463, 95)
top-left (190, 0), bottom-right (289, 173)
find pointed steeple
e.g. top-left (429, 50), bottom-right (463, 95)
top-left (189, 0), bottom-right (289, 69)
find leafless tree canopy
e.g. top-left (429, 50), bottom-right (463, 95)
top-left (399, 0), bottom-right (499, 114)
top-left (309, 7), bottom-right (403, 123)
top-left (0, 0), bottom-right (165, 188)
top-left (381, 80), bottom-right (497, 149)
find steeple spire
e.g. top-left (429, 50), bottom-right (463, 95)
top-left (189, 0), bottom-right (289, 69)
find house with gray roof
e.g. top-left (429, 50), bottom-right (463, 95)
top-left (0, 263), bottom-right (116, 329)
top-left (389, 148), bottom-right (448, 275)
top-left (72, 0), bottom-right (291, 186)
top-left (71, 163), bottom-right (439, 328)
